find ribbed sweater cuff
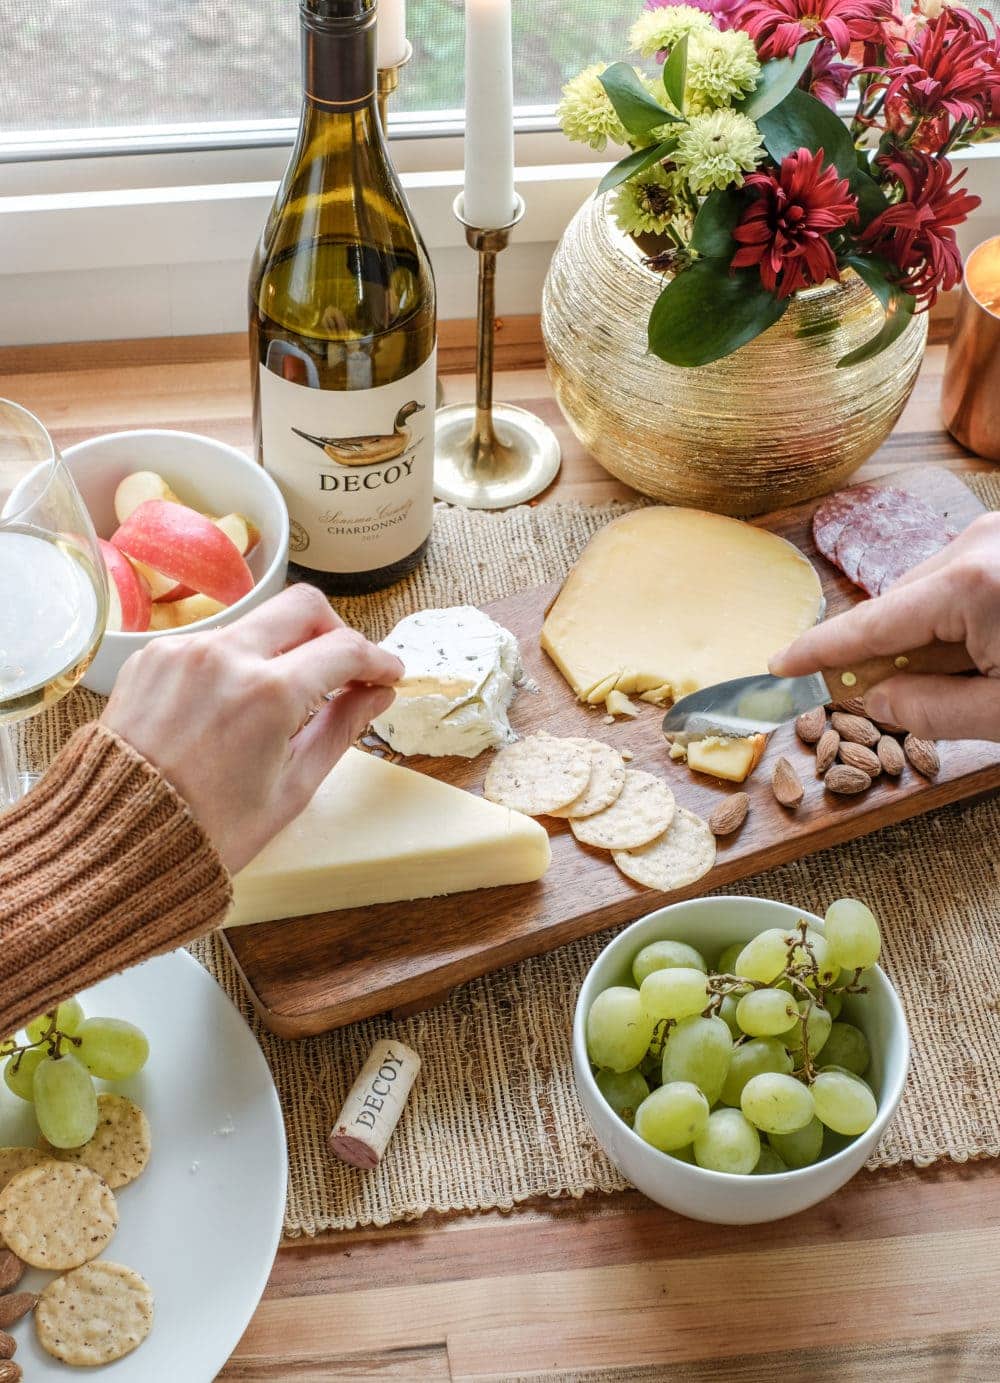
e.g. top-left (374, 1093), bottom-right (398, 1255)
top-left (0, 721), bottom-right (232, 1037)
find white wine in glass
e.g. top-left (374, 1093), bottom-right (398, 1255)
top-left (0, 400), bottom-right (108, 807)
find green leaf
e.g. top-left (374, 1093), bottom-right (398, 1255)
top-left (662, 34), bottom-right (688, 115)
top-left (648, 259), bottom-right (789, 367)
top-left (597, 140), bottom-right (676, 196)
top-left (737, 40), bottom-right (819, 121)
top-left (599, 63), bottom-right (679, 140)
top-left (690, 188), bottom-right (745, 258)
top-left (837, 254), bottom-right (916, 367)
top-left (850, 164), bottom-right (890, 228)
top-left (758, 86), bottom-right (857, 179)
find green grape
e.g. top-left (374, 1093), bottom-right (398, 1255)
top-left (75, 1018), bottom-right (150, 1082)
top-left (715, 942), bottom-right (746, 976)
top-left (595, 1068), bottom-right (649, 1127)
top-left (4, 1048), bottom-right (45, 1102)
top-left (631, 939), bottom-right (707, 986)
top-left (740, 1072), bottom-right (815, 1135)
top-left (825, 991), bottom-right (844, 1021)
top-left (768, 1116), bottom-right (824, 1168)
top-left (787, 931), bottom-right (838, 987)
top-left (818, 1064), bottom-right (875, 1094)
top-left (639, 967), bottom-right (709, 1024)
top-left (25, 998), bottom-right (84, 1044)
top-left (33, 1054), bottom-right (98, 1149)
top-left (811, 1069), bottom-right (877, 1136)
top-left (819, 1022), bottom-right (870, 1076)
top-left (734, 929), bottom-right (792, 984)
top-left (752, 1145), bottom-right (789, 1175)
top-left (634, 1081), bottom-right (710, 1152)
top-left (719, 1037), bottom-right (793, 1107)
top-left (717, 994), bottom-right (742, 1039)
top-left (823, 898), bottom-right (882, 971)
top-left (587, 988), bottom-right (655, 1073)
top-left (784, 1002), bottom-right (832, 1063)
top-left (693, 1108), bottom-right (760, 1175)
top-left (736, 989), bottom-right (798, 1038)
top-left (661, 1015), bottom-right (732, 1106)
top-left (669, 1143), bottom-right (696, 1164)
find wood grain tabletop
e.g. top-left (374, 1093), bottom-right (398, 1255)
top-left (3, 326), bottom-right (998, 1382)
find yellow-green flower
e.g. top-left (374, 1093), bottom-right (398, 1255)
top-left (557, 64), bottom-right (632, 150)
top-left (673, 108), bottom-right (764, 194)
top-left (611, 163), bottom-right (688, 238)
top-left (629, 5), bottom-right (713, 59)
top-left (685, 30), bottom-right (760, 113)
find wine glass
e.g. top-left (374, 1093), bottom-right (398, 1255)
top-left (0, 400), bottom-right (108, 808)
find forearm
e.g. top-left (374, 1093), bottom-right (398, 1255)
top-left (0, 722), bottom-right (232, 1037)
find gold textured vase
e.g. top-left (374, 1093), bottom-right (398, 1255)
top-left (541, 196), bottom-right (929, 515)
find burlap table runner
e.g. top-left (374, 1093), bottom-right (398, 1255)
top-left (16, 475), bottom-right (1000, 1236)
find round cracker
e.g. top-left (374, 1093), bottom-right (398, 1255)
top-left (612, 806), bottom-right (717, 891)
top-left (36, 1260), bottom-right (153, 1367)
top-left (570, 769), bottom-right (675, 851)
top-left (0, 1146), bottom-right (54, 1194)
top-left (40, 1094), bottom-right (151, 1190)
top-left (0, 1161), bottom-right (117, 1270)
top-left (483, 734), bottom-right (592, 816)
top-left (549, 739), bottom-right (627, 819)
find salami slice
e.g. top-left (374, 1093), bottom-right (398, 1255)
top-left (813, 483), bottom-right (953, 594)
top-left (857, 530), bottom-right (952, 596)
top-left (812, 484), bottom-right (882, 566)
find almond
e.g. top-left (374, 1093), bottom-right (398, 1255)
top-left (814, 728), bottom-right (840, 775)
top-left (0, 1361), bottom-right (21, 1382)
top-left (709, 793), bottom-right (750, 837)
top-left (0, 1335), bottom-right (13, 1362)
top-left (794, 706), bottom-right (827, 745)
top-left (0, 1253), bottom-right (23, 1294)
top-left (904, 734), bottom-right (940, 778)
top-left (830, 711), bottom-right (880, 748)
top-left (839, 742), bottom-right (881, 778)
top-left (771, 756), bottom-right (804, 809)
top-left (833, 694), bottom-right (867, 716)
top-left (877, 734), bottom-right (905, 777)
top-left (0, 1296), bottom-right (35, 1331)
top-left (825, 764), bottom-right (872, 795)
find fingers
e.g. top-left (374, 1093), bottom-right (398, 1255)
top-left (275, 625), bottom-right (403, 710)
top-left (863, 673), bottom-right (1000, 742)
top-left (224, 584), bottom-right (343, 656)
top-left (285, 684), bottom-right (396, 805)
top-left (769, 572), bottom-right (967, 678)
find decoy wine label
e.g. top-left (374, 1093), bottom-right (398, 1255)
top-left (249, 0), bottom-right (437, 595)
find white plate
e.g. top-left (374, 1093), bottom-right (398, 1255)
top-left (0, 950), bottom-right (287, 1381)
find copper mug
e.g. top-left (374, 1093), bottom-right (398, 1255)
top-left (943, 235), bottom-right (1000, 462)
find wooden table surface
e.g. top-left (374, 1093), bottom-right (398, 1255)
top-left (4, 329), bottom-right (1000, 1382)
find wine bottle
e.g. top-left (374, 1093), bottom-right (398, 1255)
top-left (249, 0), bottom-right (437, 596)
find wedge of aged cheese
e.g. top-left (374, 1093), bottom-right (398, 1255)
top-left (227, 748), bottom-right (550, 926)
top-left (540, 507), bottom-right (823, 708)
top-left (685, 734), bottom-right (766, 783)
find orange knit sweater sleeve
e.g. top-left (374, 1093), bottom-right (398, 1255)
top-left (0, 720), bottom-right (233, 1037)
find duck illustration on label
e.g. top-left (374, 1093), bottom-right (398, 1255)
top-left (291, 400), bottom-right (425, 467)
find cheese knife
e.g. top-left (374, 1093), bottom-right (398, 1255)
top-left (661, 643), bottom-right (973, 744)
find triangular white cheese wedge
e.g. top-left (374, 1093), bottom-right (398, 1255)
top-left (227, 747), bottom-right (551, 926)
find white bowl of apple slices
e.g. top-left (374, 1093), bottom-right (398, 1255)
top-left (64, 429), bottom-right (290, 694)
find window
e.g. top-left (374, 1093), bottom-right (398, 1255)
top-left (3, 0), bottom-right (637, 138)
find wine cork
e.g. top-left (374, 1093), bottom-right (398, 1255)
top-left (328, 1040), bottom-right (421, 1169)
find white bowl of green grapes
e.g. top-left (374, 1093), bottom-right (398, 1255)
top-left (573, 895), bottom-right (908, 1225)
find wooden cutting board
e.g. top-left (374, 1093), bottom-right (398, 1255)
top-left (224, 467), bottom-right (1000, 1037)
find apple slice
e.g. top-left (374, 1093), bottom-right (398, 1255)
top-left (111, 500), bottom-right (254, 607)
top-left (113, 470), bottom-right (181, 525)
top-left (129, 557), bottom-right (186, 602)
top-left (149, 593), bottom-right (226, 631)
top-left (214, 512), bottom-right (259, 558)
top-left (98, 538), bottom-right (152, 633)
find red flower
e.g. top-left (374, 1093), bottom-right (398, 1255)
top-left (805, 40), bottom-right (857, 106)
top-left (868, 8), bottom-right (1000, 129)
top-left (737, 0), bottom-right (889, 60)
top-left (860, 151), bottom-right (980, 308)
top-left (731, 148), bottom-right (859, 299)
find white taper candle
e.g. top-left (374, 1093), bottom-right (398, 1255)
top-left (377, 0), bottom-right (408, 69)
top-left (463, 0), bottom-right (516, 229)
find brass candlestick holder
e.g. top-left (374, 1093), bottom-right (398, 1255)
top-left (434, 193), bottom-right (562, 509)
top-left (377, 39), bottom-right (412, 131)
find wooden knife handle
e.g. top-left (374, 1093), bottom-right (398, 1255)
top-left (822, 641), bottom-right (975, 702)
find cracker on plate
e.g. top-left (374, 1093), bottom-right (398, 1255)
top-left (569, 769), bottom-right (675, 851)
top-left (612, 806), bottom-right (717, 891)
top-left (0, 1146), bottom-right (53, 1195)
top-left (36, 1260), bottom-right (153, 1367)
top-left (40, 1094), bottom-right (151, 1190)
top-left (0, 1161), bottom-right (117, 1270)
top-left (483, 734), bottom-right (591, 816)
top-left (548, 739), bottom-right (627, 819)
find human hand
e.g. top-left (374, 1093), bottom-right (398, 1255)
top-left (101, 584), bottom-right (402, 871)
top-left (769, 512), bottom-right (1000, 742)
